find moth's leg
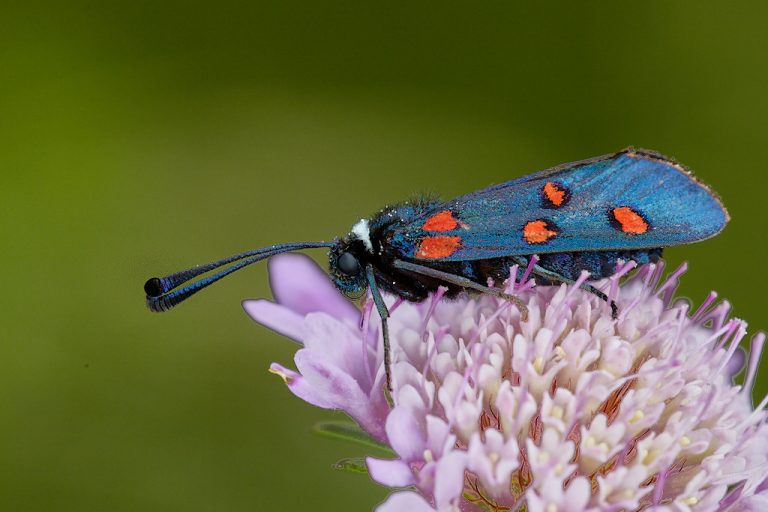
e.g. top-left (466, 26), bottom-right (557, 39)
top-left (365, 265), bottom-right (393, 391)
top-left (527, 262), bottom-right (618, 319)
top-left (392, 259), bottom-right (529, 321)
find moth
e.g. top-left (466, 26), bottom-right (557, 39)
top-left (145, 148), bottom-right (728, 389)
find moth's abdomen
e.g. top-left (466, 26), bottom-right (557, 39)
top-left (534, 249), bottom-right (663, 282)
top-left (464, 249), bottom-right (663, 288)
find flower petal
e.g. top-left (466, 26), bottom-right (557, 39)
top-left (302, 313), bottom-right (374, 388)
top-left (293, 349), bottom-right (386, 440)
top-left (366, 457), bottom-right (415, 487)
top-left (376, 491), bottom-right (435, 512)
top-left (726, 346), bottom-right (746, 380)
top-left (564, 476), bottom-right (591, 511)
top-left (268, 362), bottom-right (335, 409)
top-left (243, 299), bottom-right (304, 343)
top-left (385, 406), bottom-right (426, 462)
top-left (433, 451), bottom-right (467, 508)
top-left (268, 253), bottom-right (359, 323)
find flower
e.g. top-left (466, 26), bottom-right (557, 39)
top-left (244, 253), bottom-right (768, 511)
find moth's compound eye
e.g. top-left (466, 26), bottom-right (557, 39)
top-left (338, 251), bottom-right (361, 276)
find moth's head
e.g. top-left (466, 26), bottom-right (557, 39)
top-left (329, 235), bottom-right (368, 296)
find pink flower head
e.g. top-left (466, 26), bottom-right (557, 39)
top-left (244, 253), bottom-right (768, 511)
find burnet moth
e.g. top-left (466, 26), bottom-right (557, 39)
top-left (144, 148), bottom-right (729, 389)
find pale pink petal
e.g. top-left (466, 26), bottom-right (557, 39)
top-left (293, 349), bottom-right (385, 440)
top-left (268, 362), bottom-right (335, 409)
top-left (268, 253), bottom-right (359, 323)
top-left (564, 477), bottom-right (591, 511)
top-left (376, 491), bottom-right (435, 512)
top-left (243, 299), bottom-right (304, 343)
top-left (734, 493), bottom-right (768, 511)
top-left (726, 346), bottom-right (746, 380)
top-left (385, 406), bottom-right (426, 462)
top-left (301, 313), bottom-right (373, 388)
top-left (366, 457), bottom-right (415, 487)
top-left (433, 451), bottom-right (467, 508)
top-left (525, 492), bottom-right (546, 512)
top-left (425, 415), bottom-right (451, 457)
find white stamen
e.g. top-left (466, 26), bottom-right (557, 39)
top-left (351, 219), bottom-right (373, 253)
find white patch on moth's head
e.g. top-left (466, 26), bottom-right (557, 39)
top-left (350, 218), bottom-right (373, 253)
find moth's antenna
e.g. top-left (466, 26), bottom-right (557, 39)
top-left (144, 241), bottom-right (334, 312)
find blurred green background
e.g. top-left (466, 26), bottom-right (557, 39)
top-left (2, 2), bottom-right (767, 510)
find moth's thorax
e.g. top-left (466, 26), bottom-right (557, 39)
top-left (350, 219), bottom-right (373, 253)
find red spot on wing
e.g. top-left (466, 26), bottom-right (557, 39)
top-left (523, 220), bottom-right (558, 244)
top-left (612, 207), bottom-right (648, 234)
top-left (416, 236), bottom-right (462, 259)
top-left (422, 210), bottom-right (459, 232)
top-left (543, 182), bottom-right (568, 207)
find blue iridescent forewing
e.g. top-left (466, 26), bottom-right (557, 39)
top-left (390, 149), bottom-right (728, 261)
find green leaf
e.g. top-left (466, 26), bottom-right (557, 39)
top-left (332, 457), bottom-right (369, 474)
top-left (313, 421), bottom-right (394, 454)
